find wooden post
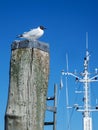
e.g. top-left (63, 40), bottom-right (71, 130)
top-left (5, 40), bottom-right (50, 130)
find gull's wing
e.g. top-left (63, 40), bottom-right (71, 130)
top-left (26, 28), bottom-right (40, 36)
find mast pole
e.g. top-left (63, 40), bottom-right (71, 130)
top-left (83, 49), bottom-right (92, 130)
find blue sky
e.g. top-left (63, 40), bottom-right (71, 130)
top-left (0, 0), bottom-right (98, 130)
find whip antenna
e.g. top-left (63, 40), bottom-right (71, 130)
top-left (66, 53), bottom-right (69, 73)
top-left (86, 32), bottom-right (88, 50)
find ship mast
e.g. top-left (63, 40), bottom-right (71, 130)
top-left (81, 49), bottom-right (92, 130)
top-left (62, 34), bottom-right (98, 130)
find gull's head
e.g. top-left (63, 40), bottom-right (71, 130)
top-left (39, 26), bottom-right (46, 30)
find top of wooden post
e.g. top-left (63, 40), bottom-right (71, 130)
top-left (11, 40), bottom-right (49, 52)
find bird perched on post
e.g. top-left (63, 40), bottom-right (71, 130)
top-left (17, 26), bottom-right (46, 41)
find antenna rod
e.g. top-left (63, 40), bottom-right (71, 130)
top-left (86, 32), bottom-right (88, 50)
top-left (66, 53), bottom-right (69, 72)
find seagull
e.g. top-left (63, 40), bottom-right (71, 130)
top-left (17, 26), bottom-right (46, 41)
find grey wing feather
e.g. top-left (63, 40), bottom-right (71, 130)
top-left (28, 28), bottom-right (39, 36)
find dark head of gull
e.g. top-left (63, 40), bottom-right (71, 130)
top-left (40, 26), bottom-right (46, 30)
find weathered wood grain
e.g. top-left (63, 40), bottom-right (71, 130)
top-left (5, 40), bottom-right (49, 130)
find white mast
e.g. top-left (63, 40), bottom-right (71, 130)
top-left (82, 48), bottom-right (92, 130)
top-left (62, 34), bottom-right (98, 130)
top-left (82, 32), bottom-right (91, 130)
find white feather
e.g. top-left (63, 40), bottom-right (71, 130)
top-left (17, 26), bottom-right (46, 41)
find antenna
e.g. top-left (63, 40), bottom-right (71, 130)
top-left (61, 53), bottom-right (69, 88)
top-left (66, 53), bottom-right (69, 72)
top-left (86, 32), bottom-right (88, 50)
top-left (66, 77), bottom-right (69, 107)
top-left (65, 64), bottom-right (70, 130)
